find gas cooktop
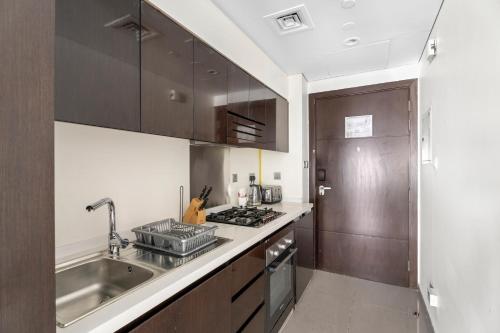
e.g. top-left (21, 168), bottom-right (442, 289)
top-left (206, 207), bottom-right (285, 228)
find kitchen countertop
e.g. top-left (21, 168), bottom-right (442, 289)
top-left (57, 202), bottom-right (313, 333)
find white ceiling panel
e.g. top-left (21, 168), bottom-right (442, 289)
top-left (211, 0), bottom-right (442, 81)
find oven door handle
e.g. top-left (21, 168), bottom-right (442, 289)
top-left (268, 248), bottom-right (297, 273)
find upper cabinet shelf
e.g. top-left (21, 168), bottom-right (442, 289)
top-left (55, 0), bottom-right (288, 152)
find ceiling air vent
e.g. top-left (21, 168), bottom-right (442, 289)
top-left (276, 13), bottom-right (302, 31)
top-left (264, 5), bottom-right (314, 35)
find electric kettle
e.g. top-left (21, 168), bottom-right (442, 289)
top-left (247, 175), bottom-right (262, 206)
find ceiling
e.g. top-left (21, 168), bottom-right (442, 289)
top-left (211, 0), bottom-right (443, 81)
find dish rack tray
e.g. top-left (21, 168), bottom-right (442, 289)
top-left (132, 219), bottom-right (218, 257)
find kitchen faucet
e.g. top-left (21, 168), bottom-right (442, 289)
top-left (86, 198), bottom-right (129, 257)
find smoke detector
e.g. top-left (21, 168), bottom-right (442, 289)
top-left (341, 0), bottom-right (356, 9)
top-left (343, 36), bottom-right (360, 47)
top-left (264, 5), bottom-right (314, 35)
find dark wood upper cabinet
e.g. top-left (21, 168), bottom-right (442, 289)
top-left (141, 2), bottom-right (194, 139)
top-left (276, 94), bottom-right (289, 152)
top-left (55, 0), bottom-right (288, 151)
top-left (193, 39), bottom-right (228, 143)
top-left (248, 77), bottom-right (266, 124)
top-left (55, 0), bottom-right (141, 131)
top-left (262, 89), bottom-right (289, 152)
top-left (227, 63), bottom-right (250, 118)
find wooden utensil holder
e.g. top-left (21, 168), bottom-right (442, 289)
top-left (182, 198), bottom-right (206, 225)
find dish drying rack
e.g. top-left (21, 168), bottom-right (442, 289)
top-left (132, 219), bottom-right (218, 257)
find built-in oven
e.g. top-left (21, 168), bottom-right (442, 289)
top-left (265, 228), bottom-right (297, 333)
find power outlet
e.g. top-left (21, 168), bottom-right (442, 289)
top-left (232, 173), bottom-right (238, 183)
top-left (274, 172), bottom-right (281, 180)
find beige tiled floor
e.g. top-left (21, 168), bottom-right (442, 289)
top-left (282, 270), bottom-right (432, 333)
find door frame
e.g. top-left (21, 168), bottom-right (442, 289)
top-left (308, 79), bottom-right (418, 288)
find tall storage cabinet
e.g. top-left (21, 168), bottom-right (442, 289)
top-left (1, 0), bottom-right (55, 331)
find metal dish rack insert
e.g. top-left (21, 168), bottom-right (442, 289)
top-left (132, 219), bottom-right (218, 257)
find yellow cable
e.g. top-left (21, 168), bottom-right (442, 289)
top-left (258, 149), bottom-right (262, 185)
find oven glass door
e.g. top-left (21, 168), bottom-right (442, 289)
top-left (267, 247), bottom-right (297, 331)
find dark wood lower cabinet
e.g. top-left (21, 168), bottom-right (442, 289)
top-left (129, 265), bottom-right (232, 333)
top-left (231, 274), bottom-right (265, 333)
top-left (126, 227), bottom-right (301, 333)
top-left (295, 211), bottom-right (315, 303)
top-left (231, 242), bottom-right (265, 295)
top-left (241, 304), bottom-right (265, 333)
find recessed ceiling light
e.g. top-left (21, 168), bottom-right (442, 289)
top-left (341, 0), bottom-right (356, 9)
top-left (342, 21), bottom-right (356, 30)
top-left (343, 36), bottom-right (360, 47)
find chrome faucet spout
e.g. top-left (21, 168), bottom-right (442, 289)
top-left (86, 198), bottom-right (128, 257)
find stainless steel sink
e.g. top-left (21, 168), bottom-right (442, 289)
top-left (55, 237), bottom-right (231, 328)
top-left (56, 254), bottom-right (161, 327)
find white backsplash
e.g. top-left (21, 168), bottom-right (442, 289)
top-left (55, 122), bottom-right (190, 249)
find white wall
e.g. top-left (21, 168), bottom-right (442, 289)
top-left (261, 74), bottom-right (308, 202)
top-left (55, 122), bottom-right (190, 249)
top-left (307, 64), bottom-right (420, 94)
top-left (149, 0), bottom-right (288, 98)
top-left (227, 148), bottom-right (259, 206)
top-left (419, 1), bottom-right (500, 332)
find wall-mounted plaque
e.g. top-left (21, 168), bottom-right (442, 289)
top-left (345, 115), bottom-right (372, 138)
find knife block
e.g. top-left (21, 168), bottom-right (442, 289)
top-left (182, 198), bottom-right (206, 225)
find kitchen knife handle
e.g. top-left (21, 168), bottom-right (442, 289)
top-left (199, 185), bottom-right (207, 199)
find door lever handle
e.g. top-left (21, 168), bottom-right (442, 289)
top-left (319, 185), bottom-right (332, 196)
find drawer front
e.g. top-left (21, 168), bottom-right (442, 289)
top-left (241, 304), bottom-right (265, 333)
top-left (266, 223), bottom-right (294, 249)
top-left (231, 274), bottom-right (265, 333)
top-left (129, 266), bottom-right (232, 333)
top-left (231, 243), bottom-right (265, 295)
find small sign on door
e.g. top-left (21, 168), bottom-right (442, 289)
top-left (345, 115), bottom-right (372, 138)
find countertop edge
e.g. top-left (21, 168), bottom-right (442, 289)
top-left (58, 203), bottom-right (313, 333)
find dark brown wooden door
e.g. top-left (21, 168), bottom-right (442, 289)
top-left (141, 2), bottom-right (194, 139)
top-left (227, 63), bottom-right (249, 118)
top-left (55, 0), bottom-right (140, 131)
top-left (129, 266), bottom-right (232, 333)
top-left (314, 85), bottom-right (411, 287)
top-left (193, 39), bottom-right (228, 143)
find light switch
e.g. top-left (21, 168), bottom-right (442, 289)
top-left (274, 172), bottom-right (281, 180)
